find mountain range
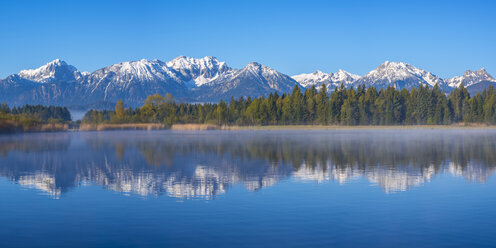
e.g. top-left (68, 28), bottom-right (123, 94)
top-left (1, 56), bottom-right (495, 109)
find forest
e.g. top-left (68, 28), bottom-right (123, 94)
top-left (82, 83), bottom-right (496, 126)
top-left (0, 104), bottom-right (72, 132)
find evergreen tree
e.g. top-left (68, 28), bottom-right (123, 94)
top-left (340, 87), bottom-right (359, 125)
top-left (330, 83), bottom-right (346, 124)
top-left (290, 85), bottom-right (305, 123)
top-left (304, 85), bottom-right (317, 123)
top-left (450, 83), bottom-right (470, 122)
top-left (316, 84), bottom-right (329, 124)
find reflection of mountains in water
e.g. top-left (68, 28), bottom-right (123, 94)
top-left (0, 130), bottom-right (495, 198)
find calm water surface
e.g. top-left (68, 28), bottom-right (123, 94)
top-left (1, 129), bottom-right (496, 247)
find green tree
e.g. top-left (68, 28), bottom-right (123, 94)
top-left (450, 84), bottom-right (470, 123)
top-left (316, 84), bottom-right (329, 125)
top-left (304, 86), bottom-right (317, 123)
top-left (340, 87), bottom-right (359, 125)
top-left (113, 100), bottom-right (125, 123)
top-left (290, 85), bottom-right (305, 123)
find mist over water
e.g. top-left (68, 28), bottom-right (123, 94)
top-left (1, 129), bottom-right (496, 247)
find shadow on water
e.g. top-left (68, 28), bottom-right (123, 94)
top-left (0, 129), bottom-right (495, 198)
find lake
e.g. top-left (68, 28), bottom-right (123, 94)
top-left (1, 129), bottom-right (496, 247)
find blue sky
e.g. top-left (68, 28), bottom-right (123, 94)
top-left (0, 0), bottom-right (494, 78)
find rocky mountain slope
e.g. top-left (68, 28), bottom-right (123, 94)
top-left (445, 68), bottom-right (495, 88)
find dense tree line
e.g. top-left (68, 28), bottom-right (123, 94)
top-left (82, 83), bottom-right (496, 126)
top-left (0, 104), bottom-right (72, 132)
top-left (0, 104), bottom-right (71, 123)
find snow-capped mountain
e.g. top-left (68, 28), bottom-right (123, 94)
top-left (0, 59), bottom-right (83, 106)
top-left (353, 61), bottom-right (446, 90)
top-left (196, 62), bottom-right (299, 101)
top-left (292, 70), bottom-right (333, 88)
top-left (292, 70), bottom-right (359, 90)
top-left (18, 59), bottom-right (85, 83)
top-left (87, 59), bottom-right (178, 83)
top-left (234, 62), bottom-right (297, 92)
top-left (445, 68), bottom-right (495, 88)
top-left (1, 57), bottom-right (495, 108)
top-left (166, 56), bottom-right (232, 88)
top-left (0, 57), bottom-right (301, 107)
top-left (80, 59), bottom-right (188, 106)
top-left (331, 70), bottom-right (361, 86)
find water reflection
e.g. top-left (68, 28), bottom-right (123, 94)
top-left (0, 130), bottom-right (495, 198)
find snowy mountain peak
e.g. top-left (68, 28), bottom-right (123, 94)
top-left (354, 61), bottom-right (444, 89)
top-left (245, 62), bottom-right (262, 69)
top-left (291, 70), bottom-right (332, 88)
top-left (292, 69), bottom-right (359, 90)
top-left (241, 62), bottom-right (282, 78)
top-left (167, 56), bottom-right (227, 71)
top-left (89, 58), bottom-right (179, 84)
top-left (111, 59), bottom-right (166, 74)
top-left (311, 70), bottom-right (327, 77)
top-left (332, 69), bottom-right (360, 82)
top-left (377, 61), bottom-right (411, 71)
top-left (18, 59), bottom-right (80, 83)
top-left (48, 59), bottom-right (64, 65)
top-left (166, 56), bottom-right (231, 88)
top-left (464, 68), bottom-right (492, 78)
top-left (446, 67), bottom-right (495, 88)
top-left (240, 62), bottom-right (272, 76)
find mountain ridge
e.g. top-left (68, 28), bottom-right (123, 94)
top-left (1, 57), bottom-right (495, 108)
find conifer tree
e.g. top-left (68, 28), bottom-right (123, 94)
top-left (316, 84), bottom-right (329, 125)
top-left (290, 85), bottom-right (304, 123)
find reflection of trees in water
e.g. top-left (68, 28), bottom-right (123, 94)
top-left (0, 133), bottom-right (70, 157)
top-left (0, 130), bottom-right (495, 198)
top-left (137, 141), bottom-right (176, 167)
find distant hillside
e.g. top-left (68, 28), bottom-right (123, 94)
top-left (467, 81), bottom-right (496, 96)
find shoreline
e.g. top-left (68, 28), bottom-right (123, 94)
top-left (3, 122), bottom-right (496, 133)
top-left (0, 121), bottom-right (69, 134)
top-left (79, 123), bottom-right (168, 131)
top-left (79, 123), bottom-right (496, 131)
top-left (226, 124), bottom-right (496, 130)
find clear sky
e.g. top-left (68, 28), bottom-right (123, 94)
top-left (0, 0), bottom-right (494, 78)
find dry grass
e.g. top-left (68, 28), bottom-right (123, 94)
top-left (80, 123), bottom-right (168, 131)
top-left (0, 121), bottom-right (68, 133)
top-left (36, 123), bottom-right (69, 132)
top-left (171, 124), bottom-right (224, 130)
top-left (10, 122), bottom-right (495, 133)
top-left (81, 123), bottom-right (496, 132)
top-left (227, 124), bottom-right (496, 130)
top-left (0, 120), bottom-right (20, 133)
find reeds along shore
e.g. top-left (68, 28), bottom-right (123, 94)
top-left (80, 123), bottom-right (496, 131)
top-left (79, 123), bottom-right (168, 131)
top-left (2, 122), bottom-right (496, 133)
top-left (0, 120), bottom-right (68, 133)
top-left (79, 123), bottom-right (225, 131)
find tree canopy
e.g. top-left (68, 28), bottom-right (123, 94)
top-left (83, 84), bottom-right (496, 126)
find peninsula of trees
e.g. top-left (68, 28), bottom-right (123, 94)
top-left (0, 104), bottom-right (72, 132)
